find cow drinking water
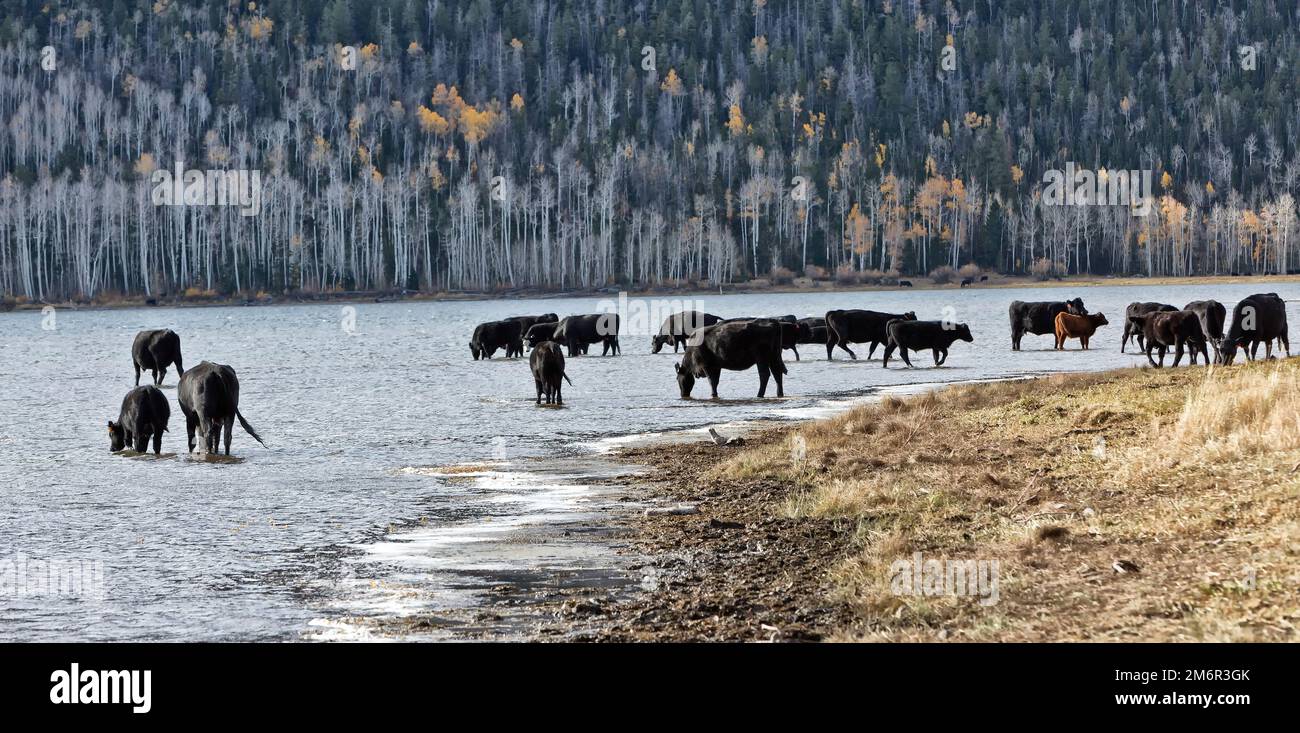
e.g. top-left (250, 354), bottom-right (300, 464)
top-left (108, 385), bottom-right (170, 455)
top-left (652, 311), bottom-right (722, 353)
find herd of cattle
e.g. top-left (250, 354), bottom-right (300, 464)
top-left (106, 329), bottom-right (265, 456)
top-left (474, 291), bottom-right (1291, 404)
top-left (474, 308), bottom-right (978, 401)
top-left (101, 290), bottom-right (1289, 457)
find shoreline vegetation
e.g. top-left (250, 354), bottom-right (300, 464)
top-left (5, 273), bottom-right (1300, 313)
top-left (523, 360), bottom-right (1299, 642)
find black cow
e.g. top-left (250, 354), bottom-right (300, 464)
top-left (1128, 311), bottom-right (1208, 368)
top-left (882, 320), bottom-right (974, 368)
top-left (108, 385), bottom-right (170, 455)
top-left (503, 314), bottom-right (558, 356)
top-left (1008, 298), bottom-right (1086, 350)
top-left (898, 280), bottom-right (913, 287)
top-left (675, 320), bottom-right (786, 399)
top-left (1182, 300), bottom-right (1227, 363)
top-left (524, 322), bottom-right (558, 349)
top-left (722, 316), bottom-right (807, 361)
top-left (132, 329), bottom-right (184, 386)
top-left (960, 277), bottom-right (974, 288)
top-left (824, 309), bottom-right (918, 360)
top-left (530, 341), bottom-right (572, 405)
top-left (979, 275), bottom-right (989, 282)
top-left (554, 313), bottom-right (620, 357)
top-left (1220, 293), bottom-right (1290, 365)
top-left (470, 319), bottom-right (524, 360)
top-left (177, 361), bottom-right (266, 455)
top-left (652, 311), bottom-right (722, 353)
top-left (796, 317), bottom-right (829, 349)
top-left (1120, 302), bottom-right (1177, 353)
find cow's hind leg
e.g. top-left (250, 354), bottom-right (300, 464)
top-left (152, 429), bottom-right (164, 455)
top-left (185, 412), bottom-right (198, 453)
top-left (535, 378), bottom-right (543, 404)
top-left (771, 360), bottom-right (784, 397)
top-left (899, 346), bottom-right (914, 367)
top-left (134, 363), bottom-right (142, 386)
top-left (756, 363), bottom-right (770, 398)
top-left (708, 368), bottom-right (721, 399)
top-left (223, 417), bottom-right (234, 456)
top-left (134, 431), bottom-right (149, 453)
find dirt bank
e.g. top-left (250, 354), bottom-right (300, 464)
top-left (521, 360), bottom-right (1300, 642)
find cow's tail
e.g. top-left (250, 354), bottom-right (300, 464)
top-left (236, 409), bottom-right (267, 447)
top-left (562, 371), bottom-right (573, 386)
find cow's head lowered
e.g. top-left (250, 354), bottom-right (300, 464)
top-left (674, 350), bottom-right (705, 399)
top-left (107, 420), bottom-right (127, 452)
top-left (1217, 336), bottom-right (1246, 366)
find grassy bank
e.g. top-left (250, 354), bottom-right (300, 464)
top-left (595, 360), bottom-right (1300, 642)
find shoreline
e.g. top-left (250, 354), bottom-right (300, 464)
top-left (6, 273), bottom-right (1300, 314)
top-left (494, 361), bottom-right (1300, 642)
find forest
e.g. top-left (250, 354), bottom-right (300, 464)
top-left (0, 0), bottom-right (1297, 299)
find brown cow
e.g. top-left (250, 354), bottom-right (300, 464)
top-left (1054, 312), bottom-right (1109, 350)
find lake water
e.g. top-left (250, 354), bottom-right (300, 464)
top-left (2, 281), bottom-right (1297, 640)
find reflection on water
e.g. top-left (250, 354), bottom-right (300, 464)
top-left (2, 281), bottom-right (1297, 640)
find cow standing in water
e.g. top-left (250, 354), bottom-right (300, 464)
top-left (675, 320), bottom-right (786, 399)
top-left (530, 341), bottom-right (572, 405)
top-left (824, 309), bottom-right (918, 360)
top-left (652, 310), bottom-right (722, 353)
top-left (108, 385), bottom-right (170, 455)
top-left (1053, 312), bottom-right (1110, 350)
top-left (1008, 298), bottom-right (1086, 350)
top-left (132, 329), bottom-right (184, 386)
top-left (177, 361), bottom-right (266, 455)
top-left (881, 320), bottom-right (974, 367)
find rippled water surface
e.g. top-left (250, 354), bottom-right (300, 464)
top-left (2, 282), bottom-right (1297, 640)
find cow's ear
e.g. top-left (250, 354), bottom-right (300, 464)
top-left (674, 362), bottom-right (681, 373)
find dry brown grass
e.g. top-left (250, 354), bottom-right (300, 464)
top-left (709, 361), bottom-right (1300, 642)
